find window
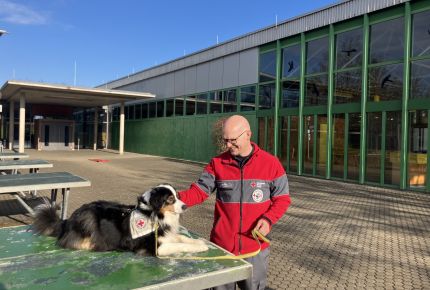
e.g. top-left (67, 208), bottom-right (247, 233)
top-left (148, 102), bottom-right (156, 118)
top-left (334, 70), bottom-right (361, 104)
top-left (209, 92), bottom-right (222, 114)
top-left (186, 96), bottom-right (196, 115)
top-left (369, 17), bottom-right (404, 63)
top-left (175, 98), bottom-right (184, 116)
top-left (166, 99), bottom-right (174, 117)
top-left (305, 74), bottom-right (328, 106)
top-left (281, 80), bottom-right (300, 108)
top-left (196, 94), bottom-right (207, 115)
top-left (413, 10), bottom-right (430, 57)
top-left (368, 63), bottom-right (403, 101)
top-left (223, 89), bottom-right (237, 113)
top-left (142, 103), bottom-right (148, 118)
top-left (259, 83), bottom-right (275, 110)
top-left (306, 37), bottom-right (329, 74)
top-left (411, 59), bottom-right (430, 99)
top-left (156, 101), bottom-right (164, 117)
top-left (282, 44), bottom-right (301, 78)
top-left (112, 107), bottom-right (119, 121)
top-left (64, 126), bottom-right (69, 146)
top-left (240, 86), bottom-right (256, 111)
top-left (336, 28), bottom-right (363, 69)
top-left (259, 50), bottom-right (276, 82)
top-left (135, 104), bottom-right (142, 119)
top-left (44, 125), bottom-right (49, 146)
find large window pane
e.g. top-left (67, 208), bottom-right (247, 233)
top-left (175, 98), bottom-right (184, 116)
top-left (142, 103), bottom-right (148, 118)
top-left (259, 83), bottom-right (275, 110)
top-left (305, 74), bottom-right (328, 106)
top-left (335, 69), bottom-right (362, 104)
top-left (366, 112), bottom-right (382, 183)
top-left (281, 80), bottom-right (300, 108)
top-left (289, 116), bottom-right (299, 174)
top-left (240, 86), bottom-right (256, 111)
top-left (258, 118), bottom-right (266, 150)
top-left (148, 102), bottom-right (156, 118)
top-left (411, 60), bottom-right (430, 99)
top-left (306, 37), bottom-right (329, 74)
top-left (412, 10), bottom-right (430, 57)
top-left (303, 115), bottom-right (314, 175)
top-left (166, 99), bottom-right (174, 117)
top-left (209, 92), bottom-right (222, 114)
top-left (156, 101), bottom-right (164, 117)
top-left (267, 117), bottom-right (274, 154)
top-left (409, 110), bottom-right (427, 189)
top-left (316, 115), bottom-right (327, 177)
top-left (280, 117), bottom-right (288, 168)
top-left (370, 17), bottom-right (404, 63)
top-left (185, 96), bottom-right (195, 116)
top-left (196, 94), bottom-right (207, 115)
top-left (385, 111), bottom-right (401, 186)
top-left (368, 63), bottom-right (403, 101)
top-left (332, 114), bottom-right (345, 178)
top-left (135, 104), bottom-right (142, 119)
top-left (223, 89), bottom-right (237, 113)
top-left (259, 50), bottom-right (276, 82)
top-left (336, 28), bottom-right (363, 69)
top-left (348, 113), bottom-right (361, 181)
top-left (282, 44), bottom-right (301, 78)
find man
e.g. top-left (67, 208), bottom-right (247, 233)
top-left (179, 115), bottom-right (291, 290)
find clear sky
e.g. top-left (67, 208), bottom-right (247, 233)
top-left (0, 0), bottom-right (339, 88)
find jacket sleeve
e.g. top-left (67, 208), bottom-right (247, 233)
top-left (178, 160), bottom-right (216, 207)
top-left (261, 161), bottom-right (291, 225)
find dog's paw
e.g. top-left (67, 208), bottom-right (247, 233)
top-left (194, 244), bottom-right (209, 252)
top-left (194, 239), bottom-right (207, 246)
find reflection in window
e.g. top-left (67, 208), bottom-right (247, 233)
top-left (348, 113), bottom-right (361, 181)
top-left (280, 117), bottom-right (288, 168)
top-left (316, 115), bottom-right (327, 177)
top-left (368, 64), bottom-right (403, 101)
top-left (259, 50), bottom-right (276, 82)
top-left (259, 83), bottom-right (276, 110)
top-left (305, 75), bottom-right (328, 106)
top-left (240, 86), bottom-right (256, 111)
top-left (148, 102), bottom-right (156, 118)
top-left (135, 104), bottom-right (142, 119)
top-left (306, 37), bottom-right (329, 74)
top-left (303, 115), bottom-right (314, 175)
top-left (366, 112), bottom-right (382, 183)
top-left (370, 17), bottom-right (404, 63)
top-left (209, 92), bottom-right (222, 114)
top-left (413, 10), bottom-right (430, 57)
top-left (223, 89), bottom-right (237, 113)
top-left (334, 69), bottom-right (361, 104)
top-left (282, 44), bottom-right (301, 78)
top-left (332, 114), bottom-right (345, 179)
top-left (113, 107), bottom-right (119, 121)
top-left (281, 80), bottom-right (300, 108)
top-left (385, 111), bottom-right (401, 186)
top-left (128, 106), bottom-right (135, 120)
top-left (411, 60), bottom-right (430, 99)
top-left (156, 101), bottom-right (164, 117)
top-left (186, 96), bottom-right (196, 115)
top-left (258, 117), bottom-right (266, 150)
top-left (196, 94), bottom-right (207, 115)
top-left (289, 116), bottom-right (299, 173)
top-left (142, 103), bottom-right (148, 118)
top-left (175, 98), bottom-right (184, 116)
top-left (166, 99), bottom-right (174, 117)
top-left (408, 110), bottom-right (427, 188)
top-left (336, 28), bottom-right (363, 69)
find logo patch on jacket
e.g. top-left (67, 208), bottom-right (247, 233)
top-left (130, 210), bottom-right (154, 239)
top-left (251, 181), bottom-right (266, 188)
top-left (252, 189), bottom-right (264, 202)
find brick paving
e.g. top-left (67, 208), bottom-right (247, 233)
top-left (1, 149), bottom-right (429, 289)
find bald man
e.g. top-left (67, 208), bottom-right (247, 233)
top-left (179, 115), bottom-right (291, 290)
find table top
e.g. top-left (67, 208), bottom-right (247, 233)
top-left (0, 226), bottom-right (251, 290)
top-left (0, 159), bottom-right (53, 170)
top-left (0, 153), bottom-right (29, 160)
top-left (0, 172), bottom-right (91, 193)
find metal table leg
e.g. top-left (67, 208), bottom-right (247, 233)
top-left (61, 188), bottom-right (70, 220)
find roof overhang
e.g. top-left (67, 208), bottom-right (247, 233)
top-left (0, 80), bottom-right (155, 108)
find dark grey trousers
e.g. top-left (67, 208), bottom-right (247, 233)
top-left (212, 247), bottom-right (270, 290)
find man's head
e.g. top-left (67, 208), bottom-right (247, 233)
top-left (222, 115), bottom-right (252, 157)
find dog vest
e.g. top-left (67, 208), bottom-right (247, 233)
top-left (130, 210), bottom-right (155, 239)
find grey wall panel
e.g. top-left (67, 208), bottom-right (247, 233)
top-left (208, 58), bottom-right (224, 91)
top-left (158, 73), bottom-right (174, 99)
top-left (174, 70), bottom-right (185, 96)
top-left (184, 66), bottom-right (197, 95)
top-left (222, 54), bottom-right (239, 89)
top-left (238, 48), bottom-right (258, 86)
top-left (196, 63), bottom-right (210, 93)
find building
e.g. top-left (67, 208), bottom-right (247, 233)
top-left (100, 0), bottom-right (430, 192)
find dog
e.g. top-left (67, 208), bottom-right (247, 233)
top-left (32, 184), bottom-right (208, 256)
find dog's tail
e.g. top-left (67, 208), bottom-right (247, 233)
top-left (32, 203), bottom-right (63, 237)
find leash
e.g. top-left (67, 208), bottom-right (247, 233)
top-left (154, 223), bottom-right (270, 260)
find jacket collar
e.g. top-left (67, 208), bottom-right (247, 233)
top-left (221, 142), bottom-right (260, 165)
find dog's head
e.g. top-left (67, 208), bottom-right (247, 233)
top-left (138, 184), bottom-right (187, 215)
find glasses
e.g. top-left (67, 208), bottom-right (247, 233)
top-left (223, 130), bottom-right (247, 145)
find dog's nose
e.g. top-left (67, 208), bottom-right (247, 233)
top-left (182, 204), bottom-right (187, 211)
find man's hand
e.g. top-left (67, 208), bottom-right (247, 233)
top-left (254, 219), bottom-right (271, 236)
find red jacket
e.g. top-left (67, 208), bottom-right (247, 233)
top-left (179, 143), bottom-right (291, 255)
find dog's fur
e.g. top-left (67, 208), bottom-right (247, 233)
top-left (32, 184), bottom-right (208, 256)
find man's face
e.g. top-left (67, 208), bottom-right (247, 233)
top-left (222, 128), bottom-right (251, 156)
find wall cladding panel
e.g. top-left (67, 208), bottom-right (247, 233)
top-left (239, 48), bottom-right (258, 86)
top-left (184, 66), bottom-right (197, 95)
top-left (196, 62), bottom-right (210, 93)
top-left (209, 58), bottom-right (224, 91)
top-left (223, 54), bottom-right (240, 89)
top-left (174, 70), bottom-right (185, 97)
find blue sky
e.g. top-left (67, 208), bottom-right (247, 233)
top-left (0, 0), bottom-right (339, 88)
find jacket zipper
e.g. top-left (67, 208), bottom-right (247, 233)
top-left (239, 166), bottom-right (244, 254)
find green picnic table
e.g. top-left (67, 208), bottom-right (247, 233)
top-left (0, 226), bottom-right (252, 290)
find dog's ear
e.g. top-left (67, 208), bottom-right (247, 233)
top-left (149, 188), bottom-right (164, 211)
top-left (138, 190), bottom-right (152, 210)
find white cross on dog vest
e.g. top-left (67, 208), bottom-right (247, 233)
top-left (129, 210), bottom-right (155, 239)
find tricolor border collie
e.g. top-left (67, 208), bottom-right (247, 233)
top-left (32, 184), bottom-right (208, 256)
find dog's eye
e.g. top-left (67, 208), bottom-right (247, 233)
top-left (166, 195), bottom-right (175, 204)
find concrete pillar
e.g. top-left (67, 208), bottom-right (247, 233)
top-left (93, 108), bottom-right (98, 150)
top-left (8, 101), bottom-right (14, 150)
top-left (119, 103), bottom-right (124, 155)
top-left (19, 94), bottom-right (25, 153)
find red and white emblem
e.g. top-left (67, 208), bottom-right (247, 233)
top-left (136, 218), bottom-right (146, 228)
top-left (250, 181), bottom-right (257, 188)
top-left (252, 189), bottom-right (264, 202)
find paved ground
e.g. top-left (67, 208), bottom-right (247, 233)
top-left (1, 149), bottom-right (429, 289)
